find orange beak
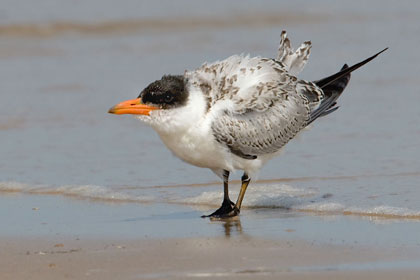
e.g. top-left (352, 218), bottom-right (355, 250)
top-left (108, 98), bottom-right (159, 115)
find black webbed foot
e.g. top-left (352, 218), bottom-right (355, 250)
top-left (201, 199), bottom-right (239, 219)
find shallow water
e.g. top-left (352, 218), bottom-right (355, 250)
top-left (1, 0), bottom-right (420, 241)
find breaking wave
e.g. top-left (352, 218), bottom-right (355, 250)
top-left (2, 181), bottom-right (420, 220)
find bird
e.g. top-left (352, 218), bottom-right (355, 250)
top-left (109, 31), bottom-right (387, 219)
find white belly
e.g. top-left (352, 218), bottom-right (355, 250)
top-left (156, 126), bottom-right (267, 177)
top-left (156, 125), bottom-right (232, 170)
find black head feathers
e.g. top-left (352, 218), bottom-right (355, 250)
top-left (139, 75), bottom-right (187, 109)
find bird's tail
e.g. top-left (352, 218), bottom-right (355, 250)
top-left (308, 48), bottom-right (388, 124)
top-left (276, 30), bottom-right (312, 76)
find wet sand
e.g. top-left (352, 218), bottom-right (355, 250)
top-left (1, 194), bottom-right (420, 279)
top-left (2, 235), bottom-right (420, 280)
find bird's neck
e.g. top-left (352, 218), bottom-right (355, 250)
top-left (150, 86), bottom-right (207, 136)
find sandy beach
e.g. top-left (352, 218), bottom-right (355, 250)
top-left (2, 235), bottom-right (420, 280)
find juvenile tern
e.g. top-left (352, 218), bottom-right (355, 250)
top-left (109, 31), bottom-right (386, 218)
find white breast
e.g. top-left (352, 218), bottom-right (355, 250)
top-left (145, 85), bottom-right (232, 170)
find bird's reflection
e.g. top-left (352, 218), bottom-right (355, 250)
top-left (217, 217), bottom-right (243, 237)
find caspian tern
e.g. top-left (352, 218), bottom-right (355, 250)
top-left (109, 31), bottom-right (386, 218)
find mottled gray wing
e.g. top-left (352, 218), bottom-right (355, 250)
top-left (211, 93), bottom-right (310, 159)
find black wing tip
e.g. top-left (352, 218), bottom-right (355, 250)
top-left (322, 105), bottom-right (340, 116)
top-left (308, 47), bottom-right (387, 125)
top-left (368, 47), bottom-right (388, 60)
top-left (378, 47), bottom-right (389, 55)
top-left (314, 47), bottom-right (388, 89)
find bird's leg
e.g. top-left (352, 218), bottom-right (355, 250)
top-left (202, 170), bottom-right (235, 218)
top-left (234, 173), bottom-right (251, 213)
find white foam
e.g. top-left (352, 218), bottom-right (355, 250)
top-left (0, 181), bottom-right (31, 192)
top-left (184, 184), bottom-right (317, 209)
top-left (298, 202), bottom-right (345, 212)
top-left (0, 181), bottom-right (153, 202)
top-left (2, 181), bottom-right (420, 219)
top-left (344, 205), bottom-right (420, 218)
top-left (182, 183), bottom-right (420, 219)
top-left (54, 184), bottom-right (152, 202)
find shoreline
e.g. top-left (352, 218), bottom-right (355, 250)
top-left (1, 191), bottom-right (420, 280)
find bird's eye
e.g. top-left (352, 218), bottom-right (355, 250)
top-left (164, 93), bottom-right (173, 103)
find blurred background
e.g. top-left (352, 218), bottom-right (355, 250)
top-left (0, 0), bottom-right (418, 198)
